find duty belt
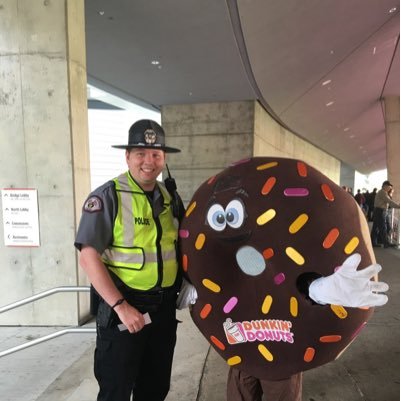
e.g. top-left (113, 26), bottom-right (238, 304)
top-left (123, 287), bottom-right (178, 306)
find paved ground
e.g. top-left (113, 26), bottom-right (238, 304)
top-left (0, 247), bottom-right (399, 401)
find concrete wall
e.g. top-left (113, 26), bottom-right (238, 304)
top-left (162, 101), bottom-right (341, 205)
top-left (0, 0), bottom-right (89, 325)
top-left (253, 102), bottom-right (341, 182)
top-left (340, 163), bottom-right (357, 193)
top-left (162, 101), bottom-right (255, 204)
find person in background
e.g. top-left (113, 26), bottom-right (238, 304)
top-left (371, 180), bottom-right (399, 248)
top-left (74, 120), bottom-right (183, 401)
top-left (386, 186), bottom-right (395, 244)
top-left (366, 188), bottom-right (377, 222)
top-left (354, 189), bottom-right (366, 210)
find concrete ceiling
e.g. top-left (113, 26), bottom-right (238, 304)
top-left (84, 0), bottom-right (399, 175)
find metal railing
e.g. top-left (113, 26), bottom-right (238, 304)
top-left (0, 286), bottom-right (96, 358)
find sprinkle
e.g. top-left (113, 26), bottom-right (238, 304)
top-left (262, 248), bottom-right (274, 260)
top-left (297, 161), bottom-right (308, 177)
top-left (202, 278), bottom-right (221, 293)
top-left (179, 229), bottom-right (189, 238)
top-left (284, 188), bottom-right (309, 197)
top-left (261, 295), bottom-right (273, 314)
top-left (289, 213), bottom-right (309, 233)
top-left (258, 344), bottom-right (274, 362)
top-left (344, 237), bottom-right (359, 254)
top-left (223, 297), bottom-right (238, 313)
top-left (304, 347), bottom-right (315, 362)
top-left (321, 184), bottom-right (334, 201)
top-left (257, 209), bottom-right (276, 225)
top-left (195, 233), bottom-right (206, 250)
top-left (261, 177), bottom-right (276, 195)
top-left (200, 304), bottom-right (212, 319)
top-left (331, 304), bottom-right (348, 319)
top-left (323, 228), bottom-right (340, 248)
top-left (227, 356), bottom-right (242, 366)
top-left (274, 273), bottom-right (286, 285)
top-left (290, 297), bottom-right (298, 317)
top-left (256, 161), bottom-right (278, 170)
top-left (285, 247), bottom-right (305, 265)
top-left (210, 335), bottom-right (226, 350)
top-left (186, 201), bottom-right (197, 217)
top-left (182, 254), bottom-right (188, 272)
top-left (319, 335), bottom-right (342, 343)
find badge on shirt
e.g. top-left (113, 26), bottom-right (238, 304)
top-left (84, 196), bottom-right (103, 213)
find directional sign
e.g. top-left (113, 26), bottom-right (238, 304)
top-left (1, 188), bottom-right (40, 247)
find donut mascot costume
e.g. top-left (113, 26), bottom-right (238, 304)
top-left (177, 157), bottom-right (388, 401)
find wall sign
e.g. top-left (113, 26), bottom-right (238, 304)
top-left (1, 188), bottom-right (40, 247)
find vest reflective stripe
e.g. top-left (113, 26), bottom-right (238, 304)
top-left (102, 172), bottom-right (178, 290)
top-left (103, 248), bottom-right (177, 266)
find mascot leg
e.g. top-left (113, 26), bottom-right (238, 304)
top-left (227, 367), bottom-right (302, 401)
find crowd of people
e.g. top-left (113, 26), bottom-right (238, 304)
top-left (346, 182), bottom-right (399, 248)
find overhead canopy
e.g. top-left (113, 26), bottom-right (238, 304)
top-left (85, 0), bottom-right (400, 174)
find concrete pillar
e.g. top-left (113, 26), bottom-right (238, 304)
top-left (383, 96), bottom-right (400, 204)
top-left (340, 162), bottom-right (356, 194)
top-left (0, 0), bottom-right (90, 325)
top-left (162, 101), bottom-right (341, 204)
top-left (162, 101), bottom-right (255, 204)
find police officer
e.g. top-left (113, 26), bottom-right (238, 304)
top-left (74, 120), bottom-right (182, 401)
top-left (371, 180), bottom-right (400, 247)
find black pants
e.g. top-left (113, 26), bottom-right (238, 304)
top-left (371, 207), bottom-right (389, 246)
top-left (94, 297), bottom-right (178, 401)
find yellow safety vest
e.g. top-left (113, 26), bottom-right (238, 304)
top-left (101, 172), bottom-right (179, 290)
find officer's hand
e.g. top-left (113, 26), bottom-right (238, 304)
top-left (114, 301), bottom-right (145, 333)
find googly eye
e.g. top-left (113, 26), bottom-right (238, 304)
top-left (206, 203), bottom-right (226, 231)
top-left (225, 199), bottom-right (245, 229)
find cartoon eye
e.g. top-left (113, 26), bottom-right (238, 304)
top-left (225, 199), bottom-right (245, 229)
top-left (207, 203), bottom-right (226, 231)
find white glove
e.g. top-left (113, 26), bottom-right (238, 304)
top-left (308, 253), bottom-right (389, 307)
top-left (176, 278), bottom-right (198, 310)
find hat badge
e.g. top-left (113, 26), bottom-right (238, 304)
top-left (144, 129), bottom-right (157, 145)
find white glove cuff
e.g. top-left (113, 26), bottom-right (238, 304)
top-left (308, 277), bottom-right (328, 305)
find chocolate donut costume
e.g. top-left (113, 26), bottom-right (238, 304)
top-left (179, 157), bottom-right (375, 380)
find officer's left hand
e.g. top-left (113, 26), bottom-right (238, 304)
top-left (114, 301), bottom-right (145, 333)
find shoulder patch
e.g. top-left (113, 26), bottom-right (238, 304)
top-left (84, 196), bottom-right (103, 213)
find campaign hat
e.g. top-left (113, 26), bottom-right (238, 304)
top-left (112, 119), bottom-right (181, 153)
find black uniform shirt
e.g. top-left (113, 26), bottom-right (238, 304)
top-left (74, 180), bottom-right (118, 254)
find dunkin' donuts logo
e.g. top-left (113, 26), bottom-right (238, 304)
top-left (223, 318), bottom-right (294, 345)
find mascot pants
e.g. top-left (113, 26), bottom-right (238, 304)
top-left (227, 367), bottom-right (302, 401)
top-left (94, 294), bottom-right (178, 401)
